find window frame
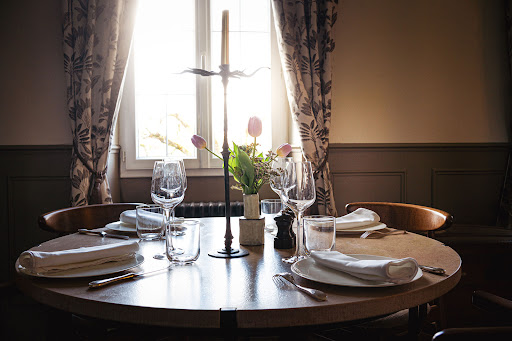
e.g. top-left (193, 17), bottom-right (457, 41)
top-left (119, 0), bottom-right (290, 178)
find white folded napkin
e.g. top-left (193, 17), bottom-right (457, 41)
top-left (120, 209), bottom-right (163, 226)
top-left (19, 241), bottom-right (139, 274)
top-left (336, 208), bottom-right (380, 230)
top-left (311, 250), bottom-right (419, 284)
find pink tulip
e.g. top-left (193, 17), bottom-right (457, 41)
top-left (276, 143), bottom-right (292, 157)
top-left (247, 116), bottom-right (262, 138)
top-left (191, 135), bottom-right (207, 149)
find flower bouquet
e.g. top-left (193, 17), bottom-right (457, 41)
top-left (191, 116), bottom-right (291, 220)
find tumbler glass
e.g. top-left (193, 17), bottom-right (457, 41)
top-left (166, 219), bottom-right (200, 264)
top-left (303, 215), bottom-right (336, 255)
top-left (261, 199), bottom-right (283, 234)
top-left (136, 204), bottom-right (164, 240)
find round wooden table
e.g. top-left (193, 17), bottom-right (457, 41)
top-left (15, 217), bottom-right (461, 331)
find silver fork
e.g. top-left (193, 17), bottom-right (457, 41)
top-left (272, 272), bottom-right (327, 301)
top-left (360, 229), bottom-right (407, 239)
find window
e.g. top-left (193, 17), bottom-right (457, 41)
top-left (119, 0), bottom-right (289, 177)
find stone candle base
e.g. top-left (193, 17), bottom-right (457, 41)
top-left (239, 217), bottom-right (265, 246)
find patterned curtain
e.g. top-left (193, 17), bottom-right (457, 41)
top-left (272, 0), bottom-right (338, 216)
top-left (498, 0), bottom-right (512, 227)
top-left (63, 0), bottom-right (137, 206)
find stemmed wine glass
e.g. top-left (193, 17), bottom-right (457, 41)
top-left (269, 157), bottom-right (293, 235)
top-left (270, 157), bottom-right (293, 199)
top-left (280, 160), bottom-right (316, 264)
top-left (151, 159), bottom-right (186, 258)
top-left (169, 158), bottom-right (187, 236)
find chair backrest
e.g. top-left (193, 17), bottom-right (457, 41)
top-left (38, 203), bottom-right (140, 234)
top-left (345, 202), bottom-right (453, 238)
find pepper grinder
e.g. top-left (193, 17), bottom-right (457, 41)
top-left (274, 207), bottom-right (296, 249)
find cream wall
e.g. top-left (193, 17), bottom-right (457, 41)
top-left (0, 0), bottom-right (70, 145)
top-left (0, 0), bottom-right (509, 145)
top-left (331, 0), bottom-right (511, 143)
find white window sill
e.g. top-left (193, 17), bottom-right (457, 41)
top-left (118, 145), bottom-right (303, 178)
top-left (120, 165), bottom-right (226, 178)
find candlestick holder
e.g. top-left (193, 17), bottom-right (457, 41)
top-left (183, 64), bottom-right (267, 258)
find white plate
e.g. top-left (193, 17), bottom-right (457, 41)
top-left (336, 222), bottom-right (387, 233)
top-left (106, 221), bottom-right (137, 233)
top-left (291, 254), bottom-right (423, 287)
top-left (18, 254), bottom-right (144, 278)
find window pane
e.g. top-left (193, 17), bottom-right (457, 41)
top-left (210, 1), bottom-right (272, 155)
top-left (134, 0), bottom-right (196, 160)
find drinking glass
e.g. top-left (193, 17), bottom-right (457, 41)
top-left (303, 215), bottom-right (336, 255)
top-left (136, 204), bottom-right (164, 240)
top-left (280, 161), bottom-right (316, 263)
top-left (261, 199), bottom-right (283, 234)
top-left (151, 159), bottom-right (186, 256)
top-left (166, 219), bottom-right (200, 264)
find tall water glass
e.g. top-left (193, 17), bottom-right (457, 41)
top-left (151, 159), bottom-right (186, 255)
top-left (280, 161), bottom-right (316, 263)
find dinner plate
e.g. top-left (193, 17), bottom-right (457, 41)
top-left (336, 222), bottom-right (387, 233)
top-left (106, 221), bottom-right (137, 233)
top-left (291, 254), bottom-right (423, 287)
top-left (17, 253), bottom-right (144, 278)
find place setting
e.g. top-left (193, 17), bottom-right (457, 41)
top-left (266, 158), bottom-right (439, 297)
top-left (16, 240), bottom-right (144, 279)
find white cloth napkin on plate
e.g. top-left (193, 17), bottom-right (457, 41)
top-left (336, 208), bottom-right (380, 230)
top-left (19, 241), bottom-right (139, 274)
top-left (120, 209), bottom-right (163, 226)
top-left (311, 250), bottom-right (419, 284)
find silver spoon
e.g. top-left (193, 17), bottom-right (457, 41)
top-left (273, 272), bottom-right (327, 301)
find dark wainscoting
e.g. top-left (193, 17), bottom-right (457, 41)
top-left (0, 145), bottom-right (72, 284)
top-left (329, 143), bottom-right (509, 225)
top-left (1, 143), bottom-right (509, 284)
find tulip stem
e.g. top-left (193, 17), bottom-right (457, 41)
top-left (206, 147), bottom-right (236, 174)
top-left (252, 137), bottom-right (256, 161)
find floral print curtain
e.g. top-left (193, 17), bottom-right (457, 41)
top-left (498, 0), bottom-right (512, 227)
top-left (63, 0), bottom-right (137, 206)
top-left (272, 0), bottom-right (338, 216)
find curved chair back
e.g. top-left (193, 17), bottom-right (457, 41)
top-left (345, 202), bottom-right (453, 238)
top-left (38, 203), bottom-right (140, 234)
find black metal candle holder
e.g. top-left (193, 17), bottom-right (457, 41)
top-left (184, 64), bottom-right (266, 258)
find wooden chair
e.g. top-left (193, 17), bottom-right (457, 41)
top-left (36, 203), bottom-right (142, 339)
top-left (432, 291), bottom-right (512, 340)
top-left (38, 203), bottom-right (140, 234)
top-left (341, 202), bottom-right (453, 339)
top-left (346, 202), bottom-right (453, 238)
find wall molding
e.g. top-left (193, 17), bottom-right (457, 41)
top-left (332, 170), bottom-right (407, 203)
top-left (329, 142), bottom-right (510, 150)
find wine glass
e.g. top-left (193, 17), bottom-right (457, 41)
top-left (168, 158), bottom-right (187, 236)
top-left (280, 161), bottom-right (316, 264)
top-left (269, 157), bottom-right (293, 234)
top-left (151, 159), bottom-right (186, 257)
top-left (270, 157), bottom-right (293, 198)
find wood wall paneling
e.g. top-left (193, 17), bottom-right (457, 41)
top-left (432, 169), bottom-right (505, 225)
top-left (329, 144), bottom-right (509, 224)
top-left (332, 171), bottom-right (406, 214)
top-left (8, 176), bottom-right (70, 272)
top-left (0, 146), bottom-right (71, 283)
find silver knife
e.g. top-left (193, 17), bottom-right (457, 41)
top-left (78, 229), bottom-right (130, 240)
top-left (419, 265), bottom-right (446, 276)
top-left (88, 265), bottom-right (171, 288)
